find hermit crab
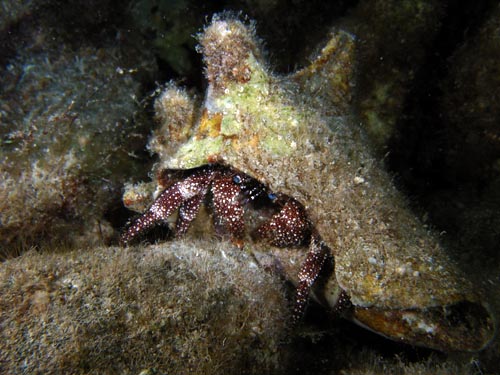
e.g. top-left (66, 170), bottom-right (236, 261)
top-left (122, 16), bottom-right (495, 352)
top-left (121, 163), bottom-right (332, 321)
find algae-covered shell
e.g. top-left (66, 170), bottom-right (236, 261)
top-left (147, 16), bottom-right (495, 351)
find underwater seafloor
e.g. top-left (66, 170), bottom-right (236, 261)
top-left (1, 1), bottom-right (500, 374)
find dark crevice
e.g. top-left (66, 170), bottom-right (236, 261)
top-left (387, 0), bottom-right (498, 199)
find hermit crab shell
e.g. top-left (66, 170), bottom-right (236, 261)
top-left (149, 17), bottom-right (495, 351)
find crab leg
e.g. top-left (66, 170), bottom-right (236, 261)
top-left (256, 199), bottom-right (311, 247)
top-left (175, 193), bottom-right (206, 236)
top-left (254, 197), bottom-right (327, 321)
top-left (211, 176), bottom-right (245, 244)
top-left (293, 233), bottom-right (330, 323)
top-left (121, 169), bottom-right (215, 245)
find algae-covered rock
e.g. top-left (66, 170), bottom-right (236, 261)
top-left (0, 2), bottom-right (157, 252)
top-left (0, 241), bottom-right (289, 374)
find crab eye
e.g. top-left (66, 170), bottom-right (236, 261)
top-left (268, 192), bottom-right (277, 201)
top-left (233, 175), bottom-right (242, 184)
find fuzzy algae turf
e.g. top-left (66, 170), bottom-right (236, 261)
top-left (0, 241), bottom-right (289, 374)
top-left (0, 32), bottom-right (156, 253)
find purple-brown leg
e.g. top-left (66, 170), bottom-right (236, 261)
top-left (257, 198), bottom-right (311, 247)
top-left (120, 187), bottom-right (184, 245)
top-left (176, 193), bottom-right (206, 236)
top-left (293, 233), bottom-right (330, 323)
top-left (211, 176), bottom-right (245, 244)
top-left (120, 168), bottom-right (215, 245)
top-left (256, 197), bottom-right (329, 321)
